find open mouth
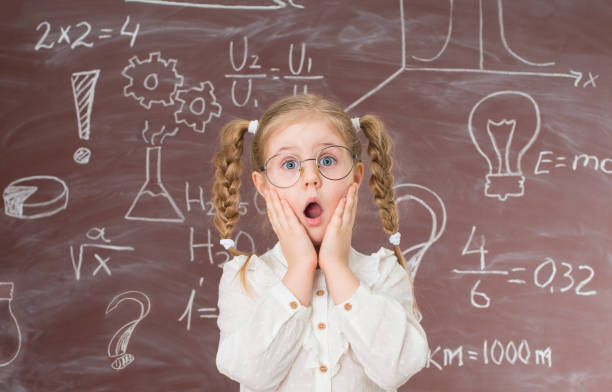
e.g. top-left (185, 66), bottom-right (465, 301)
top-left (304, 202), bottom-right (323, 219)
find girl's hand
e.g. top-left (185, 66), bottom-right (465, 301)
top-left (318, 183), bottom-right (359, 272)
top-left (263, 188), bottom-right (318, 272)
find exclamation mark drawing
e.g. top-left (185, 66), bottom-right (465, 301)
top-left (71, 69), bottom-right (100, 164)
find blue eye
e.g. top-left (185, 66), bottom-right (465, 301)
top-left (282, 159), bottom-right (299, 170)
top-left (319, 155), bottom-right (336, 167)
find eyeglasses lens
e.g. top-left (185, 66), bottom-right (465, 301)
top-left (265, 146), bottom-right (354, 188)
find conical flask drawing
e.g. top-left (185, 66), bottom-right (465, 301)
top-left (125, 146), bottom-right (184, 222)
top-left (0, 282), bottom-right (22, 367)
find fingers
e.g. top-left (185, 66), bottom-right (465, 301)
top-left (262, 188), bottom-right (280, 233)
top-left (342, 183), bottom-right (359, 229)
top-left (263, 188), bottom-right (302, 233)
top-left (329, 183), bottom-right (359, 232)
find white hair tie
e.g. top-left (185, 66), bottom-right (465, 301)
top-left (220, 238), bottom-right (235, 250)
top-left (248, 120), bottom-right (258, 134)
top-left (389, 232), bottom-right (401, 246)
top-left (351, 117), bottom-right (361, 133)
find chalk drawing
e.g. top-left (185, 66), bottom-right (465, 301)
top-left (71, 69), bottom-right (100, 164)
top-left (3, 175), bottom-right (68, 219)
top-left (0, 283), bottom-right (22, 367)
top-left (125, 146), bottom-right (184, 223)
top-left (468, 91), bottom-right (540, 201)
top-left (122, 52), bottom-right (184, 110)
top-left (69, 227), bottom-right (135, 281)
top-left (124, 0), bottom-right (304, 10)
top-left (394, 183), bottom-right (447, 282)
top-left (174, 81), bottom-right (222, 133)
top-left (106, 291), bottom-right (151, 370)
top-left (347, 0), bottom-right (595, 111)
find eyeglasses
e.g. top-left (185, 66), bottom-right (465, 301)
top-left (259, 145), bottom-right (358, 188)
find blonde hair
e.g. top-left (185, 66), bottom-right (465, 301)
top-left (213, 94), bottom-right (414, 305)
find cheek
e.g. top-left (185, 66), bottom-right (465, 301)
top-left (277, 191), bottom-right (301, 215)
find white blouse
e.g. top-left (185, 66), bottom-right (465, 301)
top-left (216, 241), bottom-right (429, 392)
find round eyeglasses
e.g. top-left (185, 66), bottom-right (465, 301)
top-left (259, 145), bottom-right (358, 188)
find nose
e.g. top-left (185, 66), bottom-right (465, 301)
top-left (300, 159), bottom-right (321, 187)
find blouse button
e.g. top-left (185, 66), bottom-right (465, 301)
top-left (317, 322), bottom-right (326, 330)
top-left (344, 303), bottom-right (352, 311)
top-left (289, 301), bottom-right (298, 309)
top-left (319, 365), bottom-right (328, 373)
top-left (316, 289), bottom-right (325, 296)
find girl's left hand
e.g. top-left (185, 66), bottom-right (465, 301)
top-left (318, 183), bottom-right (359, 271)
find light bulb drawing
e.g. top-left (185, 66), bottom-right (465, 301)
top-left (0, 282), bottom-right (22, 367)
top-left (468, 90), bottom-right (541, 201)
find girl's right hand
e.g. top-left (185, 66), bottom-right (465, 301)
top-left (263, 188), bottom-right (318, 272)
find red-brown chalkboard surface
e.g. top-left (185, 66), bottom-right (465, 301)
top-left (2, 0), bottom-right (611, 391)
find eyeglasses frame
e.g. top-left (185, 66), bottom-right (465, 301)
top-left (258, 145), bottom-right (359, 189)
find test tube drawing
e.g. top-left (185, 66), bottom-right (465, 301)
top-left (71, 69), bottom-right (100, 164)
top-left (468, 91), bottom-right (541, 201)
top-left (125, 145), bottom-right (184, 222)
top-left (0, 282), bottom-right (22, 367)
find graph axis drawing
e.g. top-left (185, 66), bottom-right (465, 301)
top-left (346, 0), bottom-right (595, 112)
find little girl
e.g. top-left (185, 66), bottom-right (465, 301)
top-left (212, 94), bottom-right (428, 391)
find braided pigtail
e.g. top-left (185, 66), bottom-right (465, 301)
top-left (212, 119), bottom-right (254, 296)
top-left (358, 115), bottom-right (406, 268)
top-left (359, 114), bottom-right (420, 317)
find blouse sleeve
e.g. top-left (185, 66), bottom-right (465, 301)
top-left (329, 249), bottom-right (429, 390)
top-left (215, 255), bottom-right (312, 391)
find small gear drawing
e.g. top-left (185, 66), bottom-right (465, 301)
top-left (173, 81), bottom-right (222, 133)
top-left (122, 52), bottom-right (184, 110)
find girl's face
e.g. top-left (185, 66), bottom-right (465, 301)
top-left (252, 116), bottom-right (364, 248)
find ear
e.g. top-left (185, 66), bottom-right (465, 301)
top-left (353, 161), bottom-right (365, 187)
top-left (252, 170), bottom-right (269, 196)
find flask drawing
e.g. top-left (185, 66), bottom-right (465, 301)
top-left (125, 146), bottom-right (184, 222)
top-left (468, 91), bottom-right (541, 201)
top-left (0, 282), bottom-right (22, 367)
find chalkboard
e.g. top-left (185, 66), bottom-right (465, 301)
top-left (2, 0), bottom-right (612, 391)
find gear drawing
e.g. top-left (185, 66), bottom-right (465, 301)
top-left (173, 81), bottom-right (222, 133)
top-left (122, 52), bottom-right (184, 110)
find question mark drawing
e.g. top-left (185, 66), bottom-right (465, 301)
top-left (105, 290), bottom-right (151, 370)
top-left (394, 183), bottom-right (447, 321)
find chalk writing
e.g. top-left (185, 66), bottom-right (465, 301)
top-left (69, 227), bottom-right (135, 281)
top-left (226, 36), bottom-right (324, 107)
top-left (189, 228), bottom-right (255, 266)
top-left (34, 16), bottom-right (140, 50)
top-left (453, 226), bottom-right (597, 308)
top-left (534, 151), bottom-right (612, 175)
top-left (427, 338), bottom-right (552, 370)
top-left (178, 277), bottom-right (218, 332)
top-left (184, 182), bottom-right (249, 216)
